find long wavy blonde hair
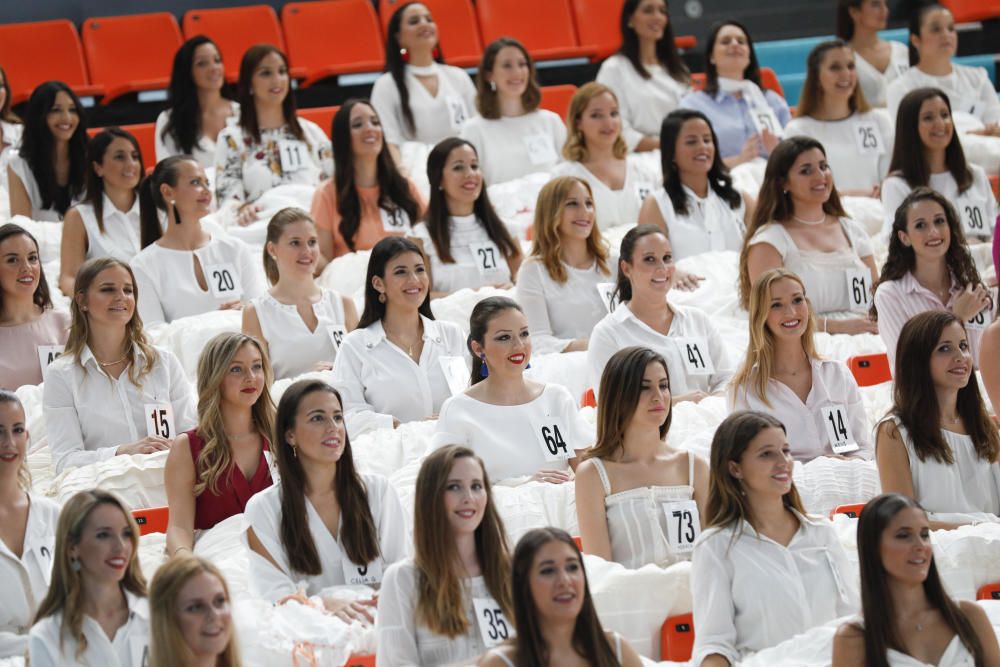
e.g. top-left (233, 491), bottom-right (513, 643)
top-left (0, 390), bottom-right (31, 491)
top-left (562, 82), bottom-right (628, 162)
top-left (528, 176), bottom-right (610, 284)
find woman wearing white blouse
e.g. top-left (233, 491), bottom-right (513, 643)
top-left (245, 380), bottom-right (406, 623)
top-left (411, 138), bottom-right (520, 296)
top-left (692, 411), bottom-right (858, 666)
top-left (732, 269), bottom-right (871, 462)
top-left (589, 225), bottom-right (734, 403)
top-left (836, 0), bottom-right (909, 108)
top-left (876, 311), bottom-right (1000, 530)
top-left (29, 490), bottom-right (149, 667)
top-left (0, 391), bottom-right (60, 658)
top-left (132, 156), bottom-right (265, 326)
top-left (332, 236), bottom-right (465, 436)
top-left (43, 258), bottom-right (196, 473)
top-left (460, 38), bottom-right (567, 185)
top-left (243, 208), bottom-right (358, 380)
top-left (378, 445), bottom-right (512, 666)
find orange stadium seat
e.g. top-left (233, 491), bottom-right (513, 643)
top-left (282, 0), bottom-right (385, 86)
top-left (0, 19), bottom-right (104, 105)
top-left (298, 105), bottom-right (341, 138)
top-left (82, 12), bottom-right (183, 105)
top-left (977, 582), bottom-right (1000, 600)
top-left (569, 0), bottom-right (696, 61)
top-left (344, 655), bottom-right (376, 667)
top-left (941, 0), bottom-right (1000, 23)
top-left (760, 67), bottom-right (786, 99)
top-left (830, 503), bottom-right (866, 519)
top-left (540, 84), bottom-right (578, 118)
top-left (183, 5), bottom-right (285, 83)
top-left (87, 122), bottom-right (157, 172)
top-left (475, 0), bottom-right (594, 63)
top-left (847, 353), bottom-right (891, 387)
top-left (580, 387), bottom-right (596, 408)
top-left (379, 0), bottom-right (483, 69)
top-left (132, 506), bottom-right (169, 536)
top-left (661, 612), bottom-right (695, 661)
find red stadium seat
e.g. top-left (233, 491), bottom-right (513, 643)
top-left (182, 5), bottom-right (285, 83)
top-left (941, 0), bottom-right (1000, 23)
top-left (539, 84), bottom-right (578, 119)
top-left (378, 0), bottom-right (483, 69)
top-left (829, 503), bottom-right (866, 519)
top-left (132, 506), bottom-right (169, 536)
top-left (660, 613), bottom-right (695, 661)
top-left (82, 12), bottom-right (183, 105)
top-left (977, 582), bottom-right (1000, 600)
top-left (569, 0), bottom-right (696, 62)
top-left (298, 106), bottom-right (341, 139)
top-left (847, 353), bottom-right (891, 387)
top-left (580, 388), bottom-right (596, 408)
top-left (0, 20), bottom-right (104, 105)
top-left (760, 67), bottom-right (786, 99)
top-left (475, 0), bottom-right (595, 63)
top-left (573, 535), bottom-right (583, 551)
top-left (87, 122), bottom-right (156, 173)
top-left (344, 655), bottom-right (376, 667)
top-left (282, 0), bottom-right (385, 86)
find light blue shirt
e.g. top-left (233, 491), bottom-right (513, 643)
top-left (679, 87), bottom-right (791, 159)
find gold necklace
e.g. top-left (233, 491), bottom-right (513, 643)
top-left (97, 354), bottom-right (129, 367)
top-left (384, 325), bottom-right (421, 359)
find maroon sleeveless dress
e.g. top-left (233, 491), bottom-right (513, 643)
top-left (187, 428), bottom-right (273, 530)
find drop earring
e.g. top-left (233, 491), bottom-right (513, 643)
top-left (70, 557), bottom-right (81, 572)
top-left (378, 292), bottom-right (386, 304)
top-left (479, 354), bottom-right (489, 378)
top-left (489, 80), bottom-right (497, 92)
top-left (400, 47), bottom-right (410, 63)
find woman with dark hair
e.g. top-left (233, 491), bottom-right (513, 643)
top-left (0, 65), bottom-right (22, 169)
top-left (876, 311), bottom-right (1000, 529)
top-left (411, 137), bottom-right (520, 295)
top-left (836, 0), bottom-right (909, 107)
top-left (370, 2), bottom-right (476, 153)
top-left (244, 379), bottom-right (406, 622)
top-left (785, 40), bottom-right (893, 197)
top-left (377, 445), bottom-right (512, 665)
top-left (59, 128), bottom-right (144, 294)
top-left (984, 318), bottom-right (1000, 414)
top-left (215, 45), bottom-right (331, 226)
top-left (331, 236), bottom-right (464, 436)
top-left (155, 36), bottom-right (239, 167)
top-left (691, 410), bottom-right (857, 666)
top-left (460, 37), bottom-right (565, 185)
top-left (832, 493), bottom-right (1000, 666)
top-left (873, 188), bottom-right (992, 370)
top-left (595, 0), bottom-right (691, 152)
top-left (479, 527), bottom-right (643, 667)
top-left (576, 346), bottom-right (708, 568)
top-left (310, 99), bottom-right (424, 261)
top-left (679, 21), bottom-right (790, 167)
top-left (0, 223), bottom-right (69, 389)
top-left (434, 296), bottom-right (593, 483)
top-left (7, 81), bottom-right (87, 221)
top-left (740, 136), bottom-right (878, 333)
top-left (638, 109), bottom-right (750, 258)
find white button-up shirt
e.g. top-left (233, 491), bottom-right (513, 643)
top-left (75, 194), bottom-right (142, 263)
top-left (29, 591), bottom-right (150, 667)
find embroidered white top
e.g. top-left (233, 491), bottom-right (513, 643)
top-left (552, 159), bottom-right (658, 230)
top-left (250, 289), bottom-right (347, 380)
top-left (410, 215), bottom-right (513, 293)
top-left (460, 110), bottom-right (567, 185)
top-left (73, 194), bottom-right (142, 262)
top-left (651, 185), bottom-right (746, 259)
top-left (370, 64), bottom-right (477, 146)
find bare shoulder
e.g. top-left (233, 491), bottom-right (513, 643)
top-left (478, 646), bottom-right (515, 667)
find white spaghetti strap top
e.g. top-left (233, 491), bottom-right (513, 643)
top-left (495, 633), bottom-right (622, 666)
top-left (252, 289), bottom-right (347, 380)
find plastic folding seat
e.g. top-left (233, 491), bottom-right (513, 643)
top-left (977, 582), bottom-right (1000, 600)
top-left (475, 0), bottom-right (594, 63)
top-left (82, 12), bottom-right (183, 105)
top-left (539, 84), bottom-right (578, 118)
top-left (297, 106), bottom-right (341, 139)
top-left (580, 387), bottom-right (596, 408)
top-left (760, 67), bottom-right (786, 99)
top-left (282, 0), bottom-right (385, 87)
top-left (829, 503), bottom-right (866, 519)
top-left (183, 5), bottom-right (285, 83)
top-left (132, 506), bottom-right (169, 536)
top-left (87, 122), bottom-right (156, 173)
top-left (573, 535), bottom-right (583, 551)
top-left (569, 0), bottom-right (695, 62)
top-left (942, 0), bottom-right (1000, 23)
top-left (660, 612), bottom-right (695, 661)
top-left (846, 353), bottom-right (891, 387)
top-left (378, 0), bottom-right (483, 69)
top-left (0, 20), bottom-right (103, 105)
top-left (344, 655), bottom-right (375, 667)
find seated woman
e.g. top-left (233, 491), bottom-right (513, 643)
top-left (165, 332), bottom-right (275, 557)
top-left (332, 236), bottom-right (465, 436)
top-left (245, 379), bottom-right (406, 622)
top-left (59, 128), bottom-right (144, 294)
top-left (149, 555), bottom-right (239, 667)
top-left (411, 138), bottom-right (520, 296)
top-left (589, 225), bottom-right (734, 403)
top-left (785, 39), bottom-right (893, 197)
top-left (876, 311), bottom-right (1000, 529)
top-left (370, 2), bottom-right (477, 152)
top-left (215, 45), bottom-right (332, 226)
top-left (595, 0), bottom-right (691, 152)
top-left (156, 36), bottom-right (239, 168)
top-left (732, 268), bottom-right (872, 461)
top-left (576, 346), bottom-right (709, 568)
top-left (836, 0), bottom-right (909, 107)
top-left (515, 176), bottom-right (613, 354)
top-left (638, 109), bottom-right (751, 258)
top-left (740, 136), bottom-right (878, 334)
top-left (310, 99), bottom-right (425, 261)
top-left (691, 410), bottom-right (857, 665)
top-left (244, 208), bottom-right (358, 379)
top-left (43, 257), bottom-right (196, 473)
top-left (480, 527), bottom-right (643, 667)
top-left (832, 493), bottom-right (1000, 667)
top-left (434, 296), bottom-right (593, 483)
top-left (0, 390), bottom-right (60, 658)
top-left (679, 21), bottom-right (790, 168)
top-left (7, 81), bottom-right (87, 221)
top-left (378, 445), bottom-right (512, 666)
top-left (0, 66), bottom-right (22, 177)
top-left (460, 38), bottom-right (566, 185)
top-left (984, 318), bottom-right (1000, 413)
top-left (874, 187), bottom-right (992, 370)
top-left (29, 489), bottom-right (149, 667)
top-left (0, 223), bottom-right (70, 390)
top-left (132, 156), bottom-right (265, 326)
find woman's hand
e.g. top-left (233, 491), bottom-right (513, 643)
top-left (237, 203), bottom-right (261, 226)
top-left (825, 317), bottom-right (878, 335)
top-left (761, 128), bottom-right (780, 153)
top-left (673, 269), bottom-right (704, 292)
top-left (531, 469), bottom-right (573, 484)
top-left (672, 391), bottom-right (710, 405)
top-left (952, 283), bottom-right (991, 322)
top-left (323, 596), bottom-right (377, 624)
top-left (117, 436), bottom-right (172, 456)
top-left (219, 300), bottom-right (243, 311)
top-left (312, 361), bottom-right (334, 372)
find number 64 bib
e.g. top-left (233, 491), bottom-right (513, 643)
top-left (532, 418), bottom-right (572, 462)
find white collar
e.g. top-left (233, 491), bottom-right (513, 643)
top-left (360, 314), bottom-right (444, 348)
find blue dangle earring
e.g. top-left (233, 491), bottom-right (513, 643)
top-left (480, 354), bottom-right (489, 378)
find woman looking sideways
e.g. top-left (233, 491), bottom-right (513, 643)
top-left (836, 0), bottom-right (909, 107)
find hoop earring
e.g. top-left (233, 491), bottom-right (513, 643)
top-left (479, 354), bottom-right (489, 378)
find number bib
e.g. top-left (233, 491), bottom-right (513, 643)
top-left (36, 344), bottom-right (65, 380)
top-left (663, 499), bottom-right (700, 553)
top-left (144, 403), bottom-right (175, 439)
top-left (673, 337), bottom-right (714, 376)
top-left (469, 242), bottom-right (502, 276)
top-left (534, 419), bottom-right (572, 462)
top-left (473, 597), bottom-right (514, 648)
top-left (523, 132), bottom-right (558, 166)
top-left (439, 355), bottom-right (468, 397)
top-left (966, 308), bottom-right (989, 331)
top-left (205, 263), bottom-right (243, 300)
top-left (596, 282), bottom-right (618, 313)
top-left (380, 206), bottom-right (408, 230)
top-left (852, 119), bottom-right (884, 155)
top-left (634, 182), bottom-right (654, 202)
top-left (845, 268), bottom-right (871, 313)
top-left (446, 95), bottom-right (468, 131)
top-left (958, 197), bottom-right (989, 238)
top-left (821, 404), bottom-right (859, 455)
top-left (340, 557), bottom-right (383, 586)
top-left (278, 139), bottom-right (308, 173)
top-left (327, 324), bottom-right (347, 352)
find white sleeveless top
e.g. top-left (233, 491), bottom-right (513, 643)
top-left (251, 289), bottom-right (347, 380)
top-left (653, 185), bottom-right (746, 259)
top-left (495, 632), bottom-right (623, 667)
top-left (75, 195), bottom-right (142, 262)
top-left (592, 454), bottom-right (695, 569)
top-left (851, 616), bottom-right (976, 666)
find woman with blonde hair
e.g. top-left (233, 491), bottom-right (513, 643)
top-left (29, 489), bottom-right (149, 667)
top-left (164, 332), bottom-right (275, 557)
top-left (731, 268), bottom-right (871, 462)
top-left (43, 257), bottom-right (196, 473)
top-left (149, 555), bottom-right (240, 667)
top-left (377, 445), bottom-right (512, 665)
